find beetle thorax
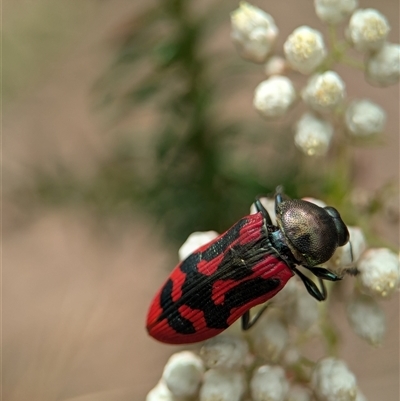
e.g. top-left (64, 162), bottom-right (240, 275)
top-left (276, 199), bottom-right (340, 267)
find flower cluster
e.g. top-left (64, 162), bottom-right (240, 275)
top-left (147, 197), bottom-right (399, 400)
top-left (148, 334), bottom-right (365, 401)
top-left (256, 196), bottom-right (399, 347)
top-left (231, 1), bottom-right (399, 156)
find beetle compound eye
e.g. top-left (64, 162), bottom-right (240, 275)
top-left (324, 206), bottom-right (350, 246)
top-left (276, 199), bottom-right (343, 266)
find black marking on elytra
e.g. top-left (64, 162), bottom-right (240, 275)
top-left (198, 217), bottom-right (249, 262)
top-left (178, 216), bottom-right (249, 278)
top-left (158, 218), bottom-right (283, 334)
top-left (160, 278), bottom-right (196, 334)
top-left (202, 277), bottom-right (281, 329)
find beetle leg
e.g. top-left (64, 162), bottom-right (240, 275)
top-left (318, 277), bottom-right (327, 299)
top-left (349, 239), bottom-right (354, 262)
top-left (304, 266), bottom-right (341, 281)
top-left (274, 191), bottom-right (284, 214)
top-left (241, 304), bottom-right (269, 330)
top-left (274, 186), bottom-right (290, 215)
top-left (255, 197), bottom-right (273, 225)
top-left (292, 266), bottom-right (326, 301)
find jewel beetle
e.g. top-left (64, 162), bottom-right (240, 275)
top-left (146, 188), bottom-right (349, 344)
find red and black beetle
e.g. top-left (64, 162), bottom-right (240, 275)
top-left (146, 188), bottom-right (349, 344)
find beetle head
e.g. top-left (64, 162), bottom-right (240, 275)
top-left (275, 198), bottom-right (349, 266)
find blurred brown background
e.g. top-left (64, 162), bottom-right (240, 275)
top-left (3, 0), bottom-right (399, 400)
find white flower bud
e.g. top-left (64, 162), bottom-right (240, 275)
top-left (281, 345), bottom-right (301, 367)
top-left (357, 248), bottom-right (400, 299)
top-left (264, 56), bottom-right (288, 76)
top-left (302, 71), bottom-right (346, 112)
top-left (302, 197), bottom-right (327, 208)
top-left (250, 365), bottom-right (289, 401)
top-left (328, 226), bottom-right (367, 276)
top-left (200, 334), bottom-right (249, 369)
top-left (311, 357), bottom-right (358, 401)
top-left (347, 9), bottom-right (390, 52)
top-left (231, 2), bottom-right (278, 63)
top-left (287, 287), bottom-right (319, 331)
top-left (287, 384), bottom-right (312, 401)
top-left (250, 197), bottom-right (277, 225)
top-left (345, 99), bottom-right (386, 136)
top-left (146, 381), bottom-right (178, 401)
top-left (200, 369), bottom-right (245, 401)
top-left (294, 113), bottom-right (333, 156)
top-left (273, 266), bottom-right (319, 328)
top-left (314, 0), bottom-right (358, 24)
top-left (272, 277), bottom-right (299, 306)
top-left (284, 26), bottom-right (327, 74)
top-left (162, 351), bottom-right (205, 398)
top-left (250, 313), bottom-right (289, 362)
top-left (366, 42), bottom-right (400, 86)
top-left (346, 294), bottom-right (385, 346)
top-left (356, 389), bottom-right (367, 401)
top-left (253, 76), bottom-right (296, 118)
top-left (178, 231), bottom-right (219, 261)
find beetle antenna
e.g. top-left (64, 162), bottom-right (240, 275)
top-left (349, 240), bottom-right (354, 262)
top-left (344, 241), bottom-right (360, 276)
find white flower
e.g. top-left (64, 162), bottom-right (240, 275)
top-left (281, 345), bottom-right (301, 367)
top-left (178, 231), bottom-right (219, 261)
top-left (366, 42), bottom-right (400, 86)
top-left (311, 357), bottom-right (358, 401)
top-left (231, 2), bottom-right (279, 63)
top-left (250, 365), bottom-right (289, 401)
top-left (274, 267), bottom-right (319, 330)
top-left (284, 26), bottom-right (327, 74)
top-left (286, 287), bottom-right (319, 331)
top-left (346, 294), bottom-right (386, 346)
top-left (356, 389), bottom-right (367, 401)
top-left (314, 0), bottom-right (358, 24)
top-left (146, 381), bottom-right (178, 401)
top-left (328, 226), bottom-right (367, 276)
top-left (272, 277), bottom-right (299, 306)
top-left (294, 113), bottom-right (333, 156)
top-left (264, 56), bottom-right (288, 76)
top-left (357, 248), bottom-right (400, 299)
top-left (162, 351), bottom-right (205, 398)
top-left (345, 99), bottom-right (386, 136)
top-left (199, 369), bottom-right (246, 401)
top-left (253, 76), bottom-right (296, 118)
top-left (200, 334), bottom-right (249, 369)
top-left (302, 71), bottom-right (346, 112)
top-left (250, 313), bottom-right (289, 362)
top-left (347, 9), bottom-right (390, 52)
top-left (287, 384), bottom-right (312, 401)
top-left (250, 197), bottom-right (277, 225)
top-left (302, 197), bottom-right (327, 208)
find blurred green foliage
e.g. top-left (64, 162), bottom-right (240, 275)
top-left (27, 0), bottom-right (362, 245)
top-left (3, 1), bottom-right (92, 103)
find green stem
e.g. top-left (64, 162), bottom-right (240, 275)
top-left (341, 57), bottom-right (365, 70)
top-left (319, 283), bottom-right (340, 356)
